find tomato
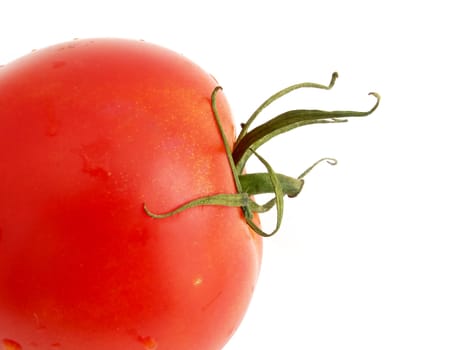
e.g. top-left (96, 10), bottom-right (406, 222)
top-left (0, 38), bottom-right (262, 350)
top-left (0, 38), bottom-right (379, 350)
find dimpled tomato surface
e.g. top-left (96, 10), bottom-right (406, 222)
top-left (0, 38), bottom-right (262, 350)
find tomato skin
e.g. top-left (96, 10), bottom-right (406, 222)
top-left (0, 39), bottom-right (262, 350)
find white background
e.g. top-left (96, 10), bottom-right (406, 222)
top-left (1, 1), bottom-right (466, 349)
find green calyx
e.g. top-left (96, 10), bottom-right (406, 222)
top-left (143, 72), bottom-right (380, 237)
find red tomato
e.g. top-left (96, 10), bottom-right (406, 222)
top-left (0, 39), bottom-right (262, 350)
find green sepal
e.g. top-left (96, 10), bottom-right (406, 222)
top-left (233, 92), bottom-right (380, 172)
top-left (143, 193), bottom-right (251, 219)
top-left (239, 173), bottom-right (304, 197)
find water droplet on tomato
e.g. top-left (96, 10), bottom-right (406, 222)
top-left (2, 338), bottom-right (22, 350)
top-left (80, 141), bottom-right (113, 180)
top-left (137, 336), bottom-right (158, 350)
top-left (81, 162), bottom-right (112, 179)
top-left (51, 61), bottom-right (66, 69)
top-left (193, 276), bottom-right (203, 286)
top-left (45, 112), bottom-right (60, 137)
top-left (33, 312), bottom-right (46, 330)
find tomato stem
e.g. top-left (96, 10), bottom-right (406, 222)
top-left (144, 73), bottom-right (380, 237)
top-left (210, 87), bottom-right (244, 193)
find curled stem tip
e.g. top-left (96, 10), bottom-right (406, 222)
top-left (237, 71), bottom-right (340, 142)
top-left (298, 157), bottom-right (338, 179)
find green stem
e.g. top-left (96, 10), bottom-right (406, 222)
top-left (210, 87), bottom-right (243, 193)
top-left (143, 194), bottom-right (250, 219)
top-left (144, 72), bottom-right (380, 238)
top-left (244, 149), bottom-right (284, 237)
